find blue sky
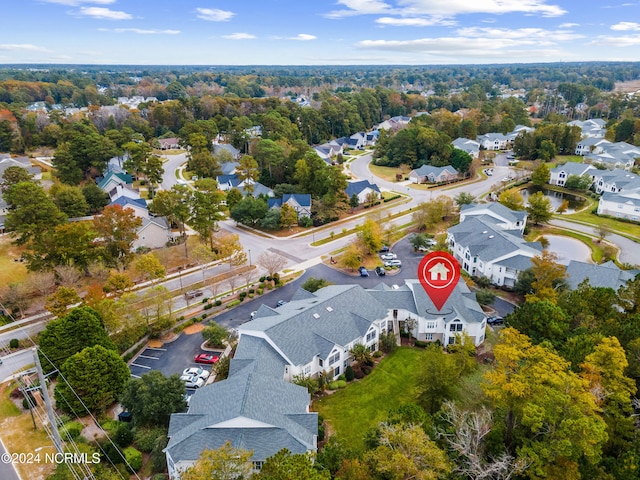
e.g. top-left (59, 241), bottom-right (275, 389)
top-left (1, 0), bottom-right (640, 65)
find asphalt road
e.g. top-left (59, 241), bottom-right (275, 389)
top-left (0, 437), bottom-right (20, 480)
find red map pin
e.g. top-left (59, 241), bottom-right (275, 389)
top-left (417, 251), bottom-right (461, 311)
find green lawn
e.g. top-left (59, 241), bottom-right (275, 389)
top-left (314, 347), bottom-right (423, 454)
top-left (369, 163), bottom-right (404, 182)
top-left (562, 209), bottom-right (640, 240)
top-left (553, 155), bottom-right (583, 165)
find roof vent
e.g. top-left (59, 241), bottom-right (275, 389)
top-left (313, 313), bottom-right (320, 319)
top-left (326, 307), bottom-right (333, 312)
top-left (482, 231), bottom-right (488, 234)
top-left (488, 235), bottom-right (495, 239)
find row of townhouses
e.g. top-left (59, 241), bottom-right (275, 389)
top-left (165, 280), bottom-right (486, 478)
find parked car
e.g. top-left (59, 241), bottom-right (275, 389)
top-left (180, 374), bottom-right (205, 389)
top-left (184, 290), bottom-right (203, 300)
top-left (250, 311), bottom-right (257, 320)
top-left (379, 245), bottom-right (390, 253)
top-left (194, 353), bottom-right (219, 364)
top-left (183, 367), bottom-right (210, 381)
top-left (276, 300), bottom-right (287, 308)
top-left (375, 266), bottom-right (386, 276)
top-left (380, 253), bottom-right (397, 260)
top-left (359, 266), bottom-right (369, 277)
top-left (487, 316), bottom-right (504, 326)
top-left (384, 260), bottom-right (402, 267)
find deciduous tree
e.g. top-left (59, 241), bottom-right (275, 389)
top-left (526, 190), bottom-right (553, 224)
top-left (498, 188), bottom-right (524, 211)
top-left (93, 204), bottom-right (142, 270)
top-left (181, 441), bottom-right (253, 480)
top-left (482, 328), bottom-right (608, 478)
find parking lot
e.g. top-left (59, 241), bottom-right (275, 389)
top-left (129, 335), bottom-right (224, 393)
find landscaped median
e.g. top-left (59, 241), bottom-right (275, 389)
top-left (314, 347), bottom-right (423, 454)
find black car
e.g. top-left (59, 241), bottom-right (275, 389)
top-left (379, 245), bottom-right (390, 253)
top-left (375, 266), bottom-right (386, 276)
top-left (487, 316), bottom-right (504, 326)
top-left (359, 266), bottom-right (369, 277)
top-left (276, 300), bottom-right (287, 307)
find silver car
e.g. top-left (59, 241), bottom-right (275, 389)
top-left (384, 259), bottom-right (402, 267)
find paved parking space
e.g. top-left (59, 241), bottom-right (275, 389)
top-left (129, 347), bottom-right (167, 378)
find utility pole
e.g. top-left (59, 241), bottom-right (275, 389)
top-left (33, 348), bottom-right (63, 453)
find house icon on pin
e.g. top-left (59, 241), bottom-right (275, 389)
top-left (429, 262), bottom-right (450, 281)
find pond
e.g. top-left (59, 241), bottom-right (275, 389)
top-left (544, 235), bottom-right (591, 265)
top-left (521, 187), bottom-right (586, 214)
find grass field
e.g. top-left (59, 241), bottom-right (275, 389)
top-left (314, 347), bottom-right (423, 454)
top-left (0, 236), bottom-right (28, 287)
top-left (368, 163), bottom-right (404, 182)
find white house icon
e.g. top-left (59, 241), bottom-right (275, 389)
top-left (429, 262), bottom-right (450, 281)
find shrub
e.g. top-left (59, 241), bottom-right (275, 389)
top-left (201, 298), bottom-right (208, 304)
top-left (226, 300), bottom-right (241, 308)
top-left (215, 300), bottom-right (222, 306)
top-left (317, 424), bottom-right (325, 442)
top-left (115, 423), bottom-right (133, 447)
top-left (354, 369), bottom-right (365, 379)
top-left (59, 421), bottom-right (84, 440)
top-left (336, 380), bottom-right (347, 388)
top-left (257, 288), bottom-right (263, 295)
top-left (134, 427), bottom-right (166, 453)
top-left (338, 374), bottom-right (346, 381)
top-left (373, 350), bottom-right (383, 358)
top-left (123, 446), bottom-right (143, 472)
top-left (22, 392), bottom-right (37, 410)
top-left (361, 365), bottom-right (373, 375)
top-left (414, 340), bottom-right (429, 348)
top-left (327, 381), bottom-right (340, 390)
top-left (259, 276), bottom-right (266, 282)
top-left (203, 303), bottom-right (213, 310)
top-left (9, 338), bottom-right (19, 349)
top-left (239, 292), bottom-right (247, 299)
top-left (249, 289), bottom-right (255, 294)
top-left (345, 365), bottom-right (355, 381)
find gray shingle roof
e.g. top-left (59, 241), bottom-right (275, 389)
top-left (550, 163), bottom-right (595, 177)
top-left (460, 202), bottom-right (527, 224)
top-left (345, 180), bottom-right (381, 198)
top-left (242, 285), bottom-right (389, 365)
top-left (565, 260), bottom-right (639, 290)
top-left (167, 336), bottom-right (316, 463)
top-left (448, 217), bottom-right (541, 263)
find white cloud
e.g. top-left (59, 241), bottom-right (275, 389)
top-left (222, 33), bottom-right (256, 40)
top-left (590, 34), bottom-right (640, 46)
top-left (375, 16), bottom-right (455, 26)
top-left (559, 22), bottom-right (579, 28)
top-left (457, 26), bottom-right (583, 41)
top-left (42, 0), bottom-right (115, 5)
top-left (287, 34), bottom-right (317, 41)
top-left (196, 8), bottom-right (235, 22)
top-left (611, 22), bottom-right (640, 31)
top-left (356, 37), bottom-right (565, 59)
top-left (327, 0), bottom-right (566, 18)
top-left (99, 28), bottom-right (180, 35)
top-left (0, 44), bottom-right (49, 52)
top-left (76, 7), bottom-right (132, 20)
top-left (326, 0), bottom-right (392, 18)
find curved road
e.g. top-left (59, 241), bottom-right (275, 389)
top-left (158, 148), bottom-right (639, 272)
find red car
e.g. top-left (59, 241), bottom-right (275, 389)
top-left (194, 353), bottom-right (219, 364)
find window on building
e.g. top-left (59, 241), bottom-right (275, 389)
top-left (318, 359), bottom-right (323, 367)
top-left (425, 333), bottom-right (433, 341)
top-left (366, 330), bottom-right (377, 342)
top-left (426, 321), bottom-right (435, 329)
top-left (328, 352), bottom-right (340, 365)
top-left (449, 323), bottom-right (463, 332)
top-left (393, 309), bottom-right (398, 319)
top-left (304, 365), bottom-right (311, 375)
top-left (253, 461), bottom-right (264, 471)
